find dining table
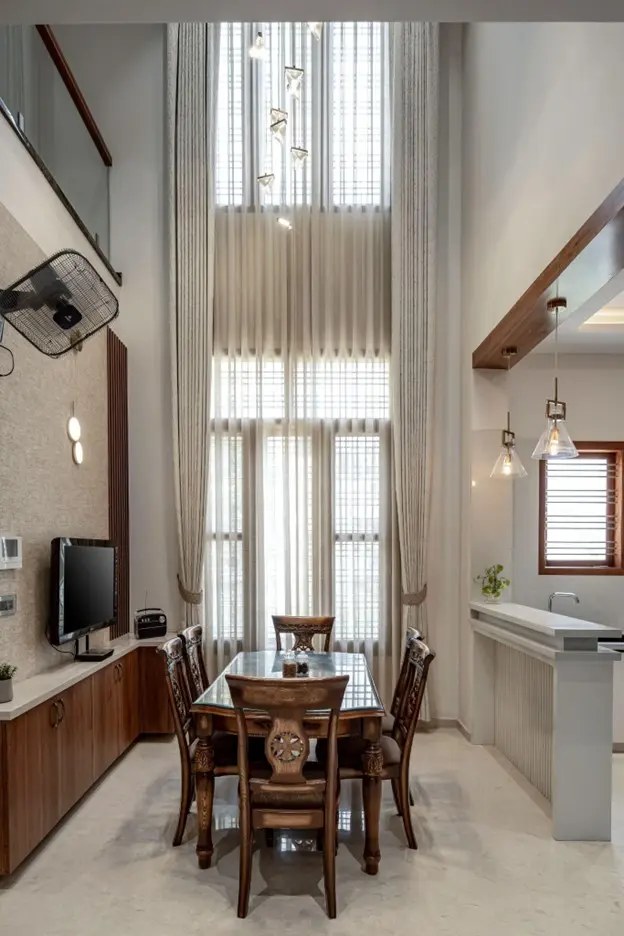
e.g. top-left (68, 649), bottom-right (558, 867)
top-left (190, 650), bottom-right (386, 874)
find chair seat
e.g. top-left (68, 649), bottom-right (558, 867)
top-left (381, 713), bottom-right (394, 735)
top-left (316, 734), bottom-right (401, 777)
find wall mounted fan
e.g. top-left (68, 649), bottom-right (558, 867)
top-left (0, 250), bottom-right (119, 367)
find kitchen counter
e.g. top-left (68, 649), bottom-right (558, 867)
top-left (469, 601), bottom-right (621, 842)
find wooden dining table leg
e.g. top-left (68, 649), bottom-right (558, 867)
top-left (194, 713), bottom-right (215, 869)
top-left (362, 716), bottom-right (383, 876)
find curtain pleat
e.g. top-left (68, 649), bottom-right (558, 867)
top-left (167, 23), bottom-right (220, 627)
top-left (391, 23), bottom-right (439, 720)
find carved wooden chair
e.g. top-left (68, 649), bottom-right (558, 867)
top-left (320, 637), bottom-right (434, 850)
top-left (226, 673), bottom-right (349, 919)
top-left (383, 627), bottom-right (421, 736)
top-left (180, 624), bottom-right (209, 700)
top-left (271, 615), bottom-right (335, 653)
top-left (161, 637), bottom-right (242, 846)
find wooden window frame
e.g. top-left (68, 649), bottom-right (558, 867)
top-left (539, 442), bottom-right (624, 575)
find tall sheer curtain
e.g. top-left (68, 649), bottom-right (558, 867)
top-left (203, 23), bottom-right (400, 698)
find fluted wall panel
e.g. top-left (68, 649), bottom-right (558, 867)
top-left (494, 643), bottom-right (553, 801)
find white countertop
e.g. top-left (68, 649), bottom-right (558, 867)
top-left (470, 601), bottom-right (622, 640)
top-left (0, 634), bottom-right (176, 721)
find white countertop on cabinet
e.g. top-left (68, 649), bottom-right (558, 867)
top-left (0, 634), bottom-right (175, 721)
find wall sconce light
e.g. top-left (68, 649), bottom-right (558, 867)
top-left (72, 441), bottom-right (84, 465)
top-left (68, 405), bottom-right (83, 465)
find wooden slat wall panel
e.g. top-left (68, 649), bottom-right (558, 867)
top-left (107, 329), bottom-right (129, 639)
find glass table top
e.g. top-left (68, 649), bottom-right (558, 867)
top-left (194, 651), bottom-right (384, 714)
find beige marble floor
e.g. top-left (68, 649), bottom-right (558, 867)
top-left (1, 729), bottom-right (624, 935)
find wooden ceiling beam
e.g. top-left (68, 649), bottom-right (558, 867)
top-left (472, 178), bottom-right (624, 370)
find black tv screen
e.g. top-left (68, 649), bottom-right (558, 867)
top-left (49, 537), bottom-right (117, 645)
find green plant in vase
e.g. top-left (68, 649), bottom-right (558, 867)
top-left (474, 564), bottom-right (510, 603)
top-left (0, 662), bottom-right (17, 704)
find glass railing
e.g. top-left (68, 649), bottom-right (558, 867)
top-left (0, 25), bottom-right (111, 259)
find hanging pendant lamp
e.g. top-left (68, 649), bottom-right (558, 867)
top-left (490, 347), bottom-right (528, 480)
top-left (531, 296), bottom-right (578, 460)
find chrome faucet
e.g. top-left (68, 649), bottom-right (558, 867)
top-left (548, 592), bottom-right (580, 613)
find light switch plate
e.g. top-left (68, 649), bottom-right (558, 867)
top-left (0, 594), bottom-right (17, 616)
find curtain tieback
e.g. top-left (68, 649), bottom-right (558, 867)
top-left (177, 574), bottom-right (202, 605)
top-left (402, 584), bottom-right (427, 607)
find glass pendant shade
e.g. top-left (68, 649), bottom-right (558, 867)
top-left (285, 66), bottom-right (304, 98)
top-left (490, 422), bottom-right (527, 480)
top-left (490, 444), bottom-right (528, 479)
top-left (257, 172), bottom-right (275, 190)
top-left (307, 22), bottom-right (323, 40)
top-left (270, 118), bottom-right (287, 143)
top-left (270, 107), bottom-right (288, 124)
top-left (291, 146), bottom-right (308, 168)
top-left (249, 32), bottom-right (266, 59)
top-left (531, 400), bottom-right (578, 460)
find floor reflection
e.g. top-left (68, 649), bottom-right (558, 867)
top-left (213, 790), bottom-right (364, 854)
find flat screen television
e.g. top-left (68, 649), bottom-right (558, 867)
top-left (48, 537), bottom-right (117, 646)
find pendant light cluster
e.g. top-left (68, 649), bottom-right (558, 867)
top-left (490, 291), bottom-right (577, 480)
top-left (249, 23), bottom-right (322, 225)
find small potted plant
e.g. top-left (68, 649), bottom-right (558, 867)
top-left (474, 564), bottom-right (510, 604)
top-left (0, 663), bottom-right (17, 703)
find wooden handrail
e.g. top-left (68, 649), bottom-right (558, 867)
top-left (35, 25), bottom-right (112, 168)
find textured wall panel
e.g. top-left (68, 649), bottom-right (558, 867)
top-left (494, 643), bottom-right (553, 801)
top-left (107, 329), bottom-right (129, 639)
top-left (0, 202), bottom-right (108, 679)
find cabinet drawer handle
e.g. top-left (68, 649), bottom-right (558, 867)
top-left (113, 662), bottom-right (120, 682)
top-left (50, 701), bottom-right (60, 728)
top-left (119, 662), bottom-right (124, 680)
top-left (58, 698), bottom-right (65, 723)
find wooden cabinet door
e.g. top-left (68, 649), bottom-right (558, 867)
top-left (92, 662), bottom-right (121, 778)
top-left (57, 678), bottom-right (95, 818)
top-left (139, 646), bottom-right (175, 734)
top-left (4, 699), bottom-right (60, 872)
top-left (118, 651), bottom-right (139, 753)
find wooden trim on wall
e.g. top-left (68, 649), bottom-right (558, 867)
top-left (35, 25), bottom-right (113, 167)
top-left (472, 178), bottom-right (624, 370)
top-left (107, 329), bottom-right (130, 639)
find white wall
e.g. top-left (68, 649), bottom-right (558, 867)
top-left (427, 24), bottom-right (463, 721)
top-left (463, 23), bottom-right (624, 352)
top-left (460, 22), bottom-right (624, 732)
top-left (53, 25), bottom-right (180, 631)
top-left (508, 354), bottom-right (624, 629)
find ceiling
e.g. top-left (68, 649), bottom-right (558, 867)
top-left (2, 0), bottom-right (624, 23)
top-left (536, 286), bottom-right (624, 354)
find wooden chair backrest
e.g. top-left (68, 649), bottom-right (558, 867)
top-left (272, 615), bottom-right (335, 653)
top-left (226, 674), bottom-right (348, 795)
top-left (161, 637), bottom-right (194, 745)
top-left (390, 627), bottom-right (421, 717)
top-left (180, 624), bottom-right (209, 700)
top-left (392, 637), bottom-right (435, 754)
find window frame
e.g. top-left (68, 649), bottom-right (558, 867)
top-left (538, 441), bottom-right (624, 575)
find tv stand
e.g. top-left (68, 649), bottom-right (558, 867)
top-left (75, 634), bottom-right (113, 662)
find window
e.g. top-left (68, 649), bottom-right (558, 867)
top-left (206, 358), bottom-right (391, 648)
top-left (215, 22), bottom-right (391, 207)
top-left (539, 443), bottom-right (624, 574)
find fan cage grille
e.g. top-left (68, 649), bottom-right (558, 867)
top-left (0, 251), bottom-right (119, 357)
